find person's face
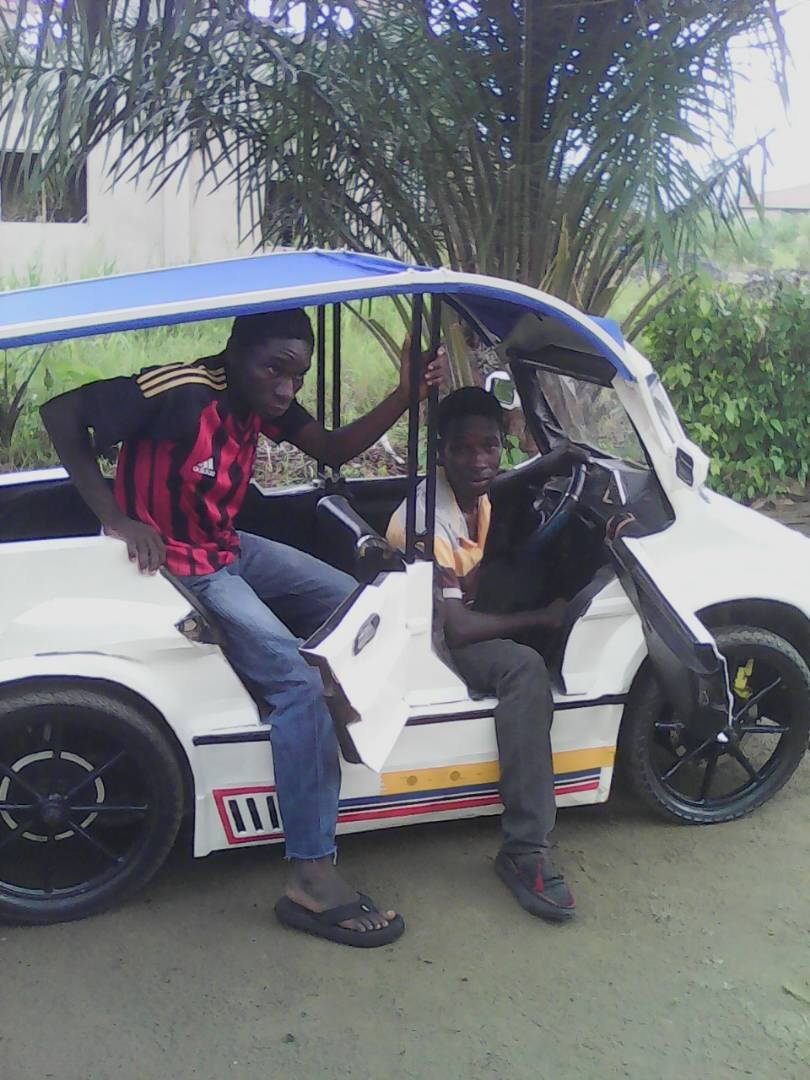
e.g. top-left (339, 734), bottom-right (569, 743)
top-left (230, 337), bottom-right (311, 418)
top-left (440, 414), bottom-right (503, 503)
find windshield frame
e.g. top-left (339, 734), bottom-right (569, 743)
top-left (511, 357), bottom-right (651, 469)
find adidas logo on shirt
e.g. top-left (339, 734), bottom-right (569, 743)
top-left (192, 457), bottom-right (216, 477)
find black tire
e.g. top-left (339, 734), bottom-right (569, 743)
top-left (0, 681), bottom-right (184, 924)
top-left (621, 625), bottom-right (810, 824)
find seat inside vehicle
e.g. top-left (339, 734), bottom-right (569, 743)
top-left (0, 476), bottom-right (102, 542)
top-left (0, 471), bottom-right (409, 579)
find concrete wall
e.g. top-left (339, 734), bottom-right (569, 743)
top-left (0, 134), bottom-right (260, 283)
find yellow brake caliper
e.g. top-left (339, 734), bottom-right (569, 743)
top-left (733, 659), bottom-right (754, 701)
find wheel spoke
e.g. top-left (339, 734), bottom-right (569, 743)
top-left (661, 736), bottom-right (715, 782)
top-left (0, 816), bottom-right (37, 853)
top-left (70, 803), bottom-right (148, 815)
top-left (732, 677), bottom-right (782, 724)
top-left (0, 762), bottom-right (43, 800)
top-left (63, 750), bottom-right (126, 800)
top-left (736, 724), bottom-right (789, 735)
top-left (67, 818), bottom-right (124, 864)
top-left (728, 742), bottom-right (758, 780)
top-left (0, 802), bottom-right (37, 812)
top-left (699, 749), bottom-right (719, 802)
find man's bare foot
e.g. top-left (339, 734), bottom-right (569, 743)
top-left (286, 857), bottom-right (397, 933)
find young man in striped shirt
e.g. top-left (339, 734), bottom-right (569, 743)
top-left (387, 387), bottom-right (587, 921)
top-left (41, 308), bottom-right (442, 948)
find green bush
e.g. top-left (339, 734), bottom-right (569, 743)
top-left (644, 278), bottom-right (810, 502)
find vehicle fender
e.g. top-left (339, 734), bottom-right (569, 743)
top-left (629, 508), bottom-right (810, 625)
top-left (0, 651), bottom-right (196, 761)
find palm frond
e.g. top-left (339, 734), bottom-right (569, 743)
top-left (0, 0), bottom-right (787, 312)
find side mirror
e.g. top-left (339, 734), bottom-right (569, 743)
top-left (484, 370), bottom-right (521, 411)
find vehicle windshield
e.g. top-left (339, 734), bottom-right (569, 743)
top-left (530, 369), bottom-right (647, 467)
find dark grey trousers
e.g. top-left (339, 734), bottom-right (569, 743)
top-left (450, 639), bottom-right (556, 856)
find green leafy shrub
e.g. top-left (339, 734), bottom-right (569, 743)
top-left (644, 278), bottom-right (810, 502)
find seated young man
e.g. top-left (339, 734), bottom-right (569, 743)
top-left (41, 308), bottom-right (442, 949)
top-left (387, 387), bottom-right (587, 921)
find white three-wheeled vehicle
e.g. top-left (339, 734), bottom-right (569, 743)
top-left (1, 251), bottom-right (808, 923)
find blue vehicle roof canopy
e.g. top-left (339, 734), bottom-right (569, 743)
top-left (0, 250), bottom-right (632, 381)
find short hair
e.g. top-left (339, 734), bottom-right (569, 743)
top-left (437, 386), bottom-right (505, 442)
top-left (228, 308), bottom-right (314, 351)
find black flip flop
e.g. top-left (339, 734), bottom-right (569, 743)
top-left (274, 893), bottom-right (405, 948)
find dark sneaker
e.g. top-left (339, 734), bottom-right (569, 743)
top-left (494, 851), bottom-right (576, 921)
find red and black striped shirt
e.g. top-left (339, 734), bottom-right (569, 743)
top-left (71, 358), bottom-right (312, 575)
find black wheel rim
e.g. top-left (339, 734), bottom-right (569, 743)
top-left (649, 645), bottom-right (801, 811)
top-left (0, 706), bottom-right (157, 903)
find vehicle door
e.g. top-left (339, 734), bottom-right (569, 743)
top-left (300, 293), bottom-right (467, 772)
top-left (608, 531), bottom-right (732, 732)
top-left (509, 355), bottom-right (733, 730)
top-left (300, 559), bottom-right (466, 772)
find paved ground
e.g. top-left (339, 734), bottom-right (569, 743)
top-left (2, 501), bottom-right (809, 1080)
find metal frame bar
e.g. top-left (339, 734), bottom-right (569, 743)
top-left (423, 297), bottom-right (442, 556)
top-left (404, 294), bottom-right (424, 563)
top-left (331, 302), bottom-right (341, 431)
top-left (316, 305), bottom-right (327, 477)
top-left (316, 306), bottom-right (326, 426)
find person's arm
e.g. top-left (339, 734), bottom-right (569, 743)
top-left (489, 439), bottom-right (589, 502)
top-left (40, 387), bottom-right (166, 573)
top-left (442, 596), bottom-right (568, 649)
top-left (290, 339), bottom-right (445, 468)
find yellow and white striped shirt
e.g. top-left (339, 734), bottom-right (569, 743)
top-left (386, 468), bottom-right (491, 604)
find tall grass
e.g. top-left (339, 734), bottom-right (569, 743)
top-left (0, 270), bottom-right (411, 479)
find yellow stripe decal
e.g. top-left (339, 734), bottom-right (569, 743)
top-left (140, 374), bottom-right (227, 399)
top-left (382, 747), bottom-right (615, 796)
top-left (137, 365), bottom-right (226, 392)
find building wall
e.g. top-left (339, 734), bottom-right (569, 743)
top-left (0, 133), bottom-right (259, 282)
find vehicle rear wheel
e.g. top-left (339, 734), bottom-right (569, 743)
top-left (0, 682), bottom-right (184, 924)
top-left (621, 626), bottom-right (810, 824)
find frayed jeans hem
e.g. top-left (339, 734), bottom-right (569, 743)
top-left (284, 845), bottom-right (338, 863)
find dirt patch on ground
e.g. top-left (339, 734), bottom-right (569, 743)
top-left (1, 769), bottom-right (809, 1080)
top-left (1, 501), bottom-right (808, 1080)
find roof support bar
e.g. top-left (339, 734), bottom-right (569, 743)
top-left (404, 294), bottom-right (424, 564)
top-left (423, 297), bottom-right (441, 557)
top-left (314, 303), bottom-right (343, 479)
top-left (316, 305), bottom-right (327, 477)
top-left (331, 302), bottom-right (342, 431)
top-left (404, 293), bottom-right (441, 564)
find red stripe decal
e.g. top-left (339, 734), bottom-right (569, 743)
top-left (552, 781), bottom-right (600, 796)
top-left (337, 795), bottom-right (502, 823)
top-left (213, 781), bottom-right (602, 847)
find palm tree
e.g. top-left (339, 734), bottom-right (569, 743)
top-left (0, 1), bottom-right (786, 326)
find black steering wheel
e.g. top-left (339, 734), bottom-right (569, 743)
top-left (528, 463), bottom-right (588, 546)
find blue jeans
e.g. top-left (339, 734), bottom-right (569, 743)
top-left (178, 532), bottom-right (356, 860)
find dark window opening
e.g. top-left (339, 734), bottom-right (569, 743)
top-left (0, 152), bottom-right (88, 223)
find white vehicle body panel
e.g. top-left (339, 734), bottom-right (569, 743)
top-left (1, 253), bottom-right (809, 864)
top-left (3, 403), bottom-right (809, 859)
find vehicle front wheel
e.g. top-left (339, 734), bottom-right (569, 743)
top-left (0, 682), bottom-right (184, 924)
top-left (621, 626), bottom-right (810, 824)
